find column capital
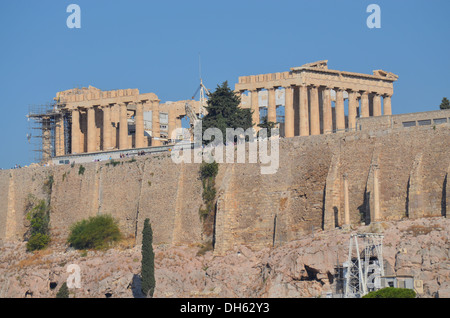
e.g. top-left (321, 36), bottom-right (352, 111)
top-left (284, 85), bottom-right (294, 91)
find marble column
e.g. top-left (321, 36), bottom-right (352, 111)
top-left (373, 93), bottom-right (382, 117)
top-left (299, 85), bottom-right (309, 136)
top-left (119, 103), bottom-right (128, 150)
top-left (348, 90), bottom-right (358, 131)
top-left (71, 108), bottom-right (81, 154)
top-left (168, 108), bottom-right (177, 141)
top-left (284, 86), bottom-right (294, 137)
top-left (135, 101), bottom-right (145, 148)
top-left (383, 95), bottom-right (392, 115)
top-left (322, 87), bottom-right (332, 134)
top-left (102, 105), bottom-right (112, 150)
top-left (42, 118), bottom-right (52, 162)
top-left (251, 89), bottom-right (260, 131)
top-left (152, 101), bottom-right (161, 146)
top-left (343, 173), bottom-right (350, 226)
top-left (309, 85), bottom-right (320, 135)
top-left (55, 115), bottom-right (65, 156)
top-left (335, 88), bottom-right (345, 132)
top-left (360, 91), bottom-right (370, 118)
top-left (87, 107), bottom-right (96, 153)
top-left (268, 87), bottom-right (277, 123)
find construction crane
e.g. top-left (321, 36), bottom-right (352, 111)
top-left (185, 78), bottom-right (210, 131)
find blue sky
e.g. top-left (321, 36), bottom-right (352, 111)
top-left (0, 0), bottom-right (449, 168)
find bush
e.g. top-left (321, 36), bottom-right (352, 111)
top-left (199, 161), bottom-right (219, 180)
top-left (198, 161), bottom-right (218, 221)
top-left (26, 199), bottom-right (51, 251)
top-left (26, 233), bottom-right (51, 252)
top-left (67, 215), bottom-right (122, 250)
top-left (78, 165), bottom-right (85, 175)
top-left (363, 287), bottom-right (416, 298)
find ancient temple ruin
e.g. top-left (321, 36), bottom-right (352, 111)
top-left (235, 60), bottom-right (398, 136)
top-left (28, 61), bottom-right (399, 162)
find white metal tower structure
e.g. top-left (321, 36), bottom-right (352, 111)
top-left (344, 233), bottom-right (384, 298)
top-left (185, 67), bottom-right (210, 132)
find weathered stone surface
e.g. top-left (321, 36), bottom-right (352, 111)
top-left (0, 217), bottom-right (447, 298)
top-left (1, 125), bottom-right (449, 256)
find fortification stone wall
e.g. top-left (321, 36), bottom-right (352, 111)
top-left (0, 125), bottom-right (448, 255)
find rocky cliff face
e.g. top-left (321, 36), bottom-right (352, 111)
top-left (1, 217), bottom-right (448, 298)
top-left (1, 125), bottom-right (449, 256)
top-left (0, 125), bottom-right (449, 298)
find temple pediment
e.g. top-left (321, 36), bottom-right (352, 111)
top-left (373, 69), bottom-right (399, 80)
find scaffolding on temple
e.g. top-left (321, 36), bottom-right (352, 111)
top-left (27, 103), bottom-right (69, 164)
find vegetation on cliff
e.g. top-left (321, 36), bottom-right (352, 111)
top-left (141, 218), bottom-right (155, 297)
top-left (199, 161), bottom-right (219, 221)
top-left (362, 287), bottom-right (416, 298)
top-left (198, 161), bottom-right (219, 254)
top-left (25, 199), bottom-right (51, 252)
top-left (67, 215), bottom-right (122, 250)
top-left (56, 282), bottom-right (69, 298)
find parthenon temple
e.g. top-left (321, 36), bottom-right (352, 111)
top-left (30, 60), bottom-right (398, 161)
top-left (235, 60), bottom-right (398, 136)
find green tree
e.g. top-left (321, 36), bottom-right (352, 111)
top-left (56, 282), bottom-right (69, 298)
top-left (141, 218), bottom-right (155, 297)
top-left (440, 97), bottom-right (450, 110)
top-left (362, 287), bottom-right (416, 298)
top-left (201, 81), bottom-right (253, 145)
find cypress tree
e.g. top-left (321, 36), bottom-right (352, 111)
top-left (56, 282), bottom-right (69, 298)
top-left (141, 218), bottom-right (155, 297)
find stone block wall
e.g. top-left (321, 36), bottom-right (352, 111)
top-left (0, 125), bottom-right (448, 255)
